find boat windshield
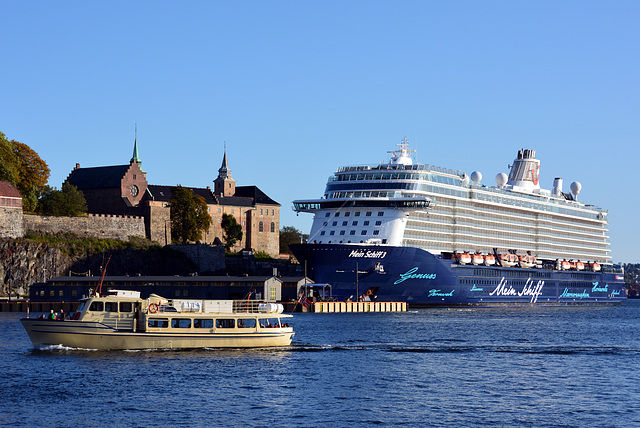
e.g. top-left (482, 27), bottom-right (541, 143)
top-left (75, 302), bottom-right (86, 313)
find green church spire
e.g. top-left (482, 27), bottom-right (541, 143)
top-left (130, 125), bottom-right (145, 173)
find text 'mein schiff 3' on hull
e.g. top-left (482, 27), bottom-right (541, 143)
top-left (290, 138), bottom-right (625, 306)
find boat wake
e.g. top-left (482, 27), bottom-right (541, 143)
top-left (290, 343), bottom-right (640, 355)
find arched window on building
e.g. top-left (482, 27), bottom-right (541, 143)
top-left (259, 221), bottom-right (264, 232)
top-left (270, 222), bottom-right (275, 232)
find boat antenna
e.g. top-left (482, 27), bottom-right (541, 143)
top-left (96, 255), bottom-right (112, 297)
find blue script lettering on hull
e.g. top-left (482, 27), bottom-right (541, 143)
top-left (394, 267), bottom-right (437, 285)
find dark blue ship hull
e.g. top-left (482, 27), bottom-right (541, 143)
top-left (290, 244), bottom-right (626, 306)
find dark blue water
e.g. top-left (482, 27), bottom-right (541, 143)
top-left (2, 301), bottom-right (639, 427)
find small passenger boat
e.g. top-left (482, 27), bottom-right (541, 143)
top-left (21, 290), bottom-right (295, 350)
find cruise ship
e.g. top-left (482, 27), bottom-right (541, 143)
top-left (290, 139), bottom-right (625, 306)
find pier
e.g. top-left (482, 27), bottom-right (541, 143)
top-left (311, 301), bottom-right (406, 313)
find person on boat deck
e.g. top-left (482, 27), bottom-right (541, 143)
top-left (57, 309), bottom-right (65, 321)
top-left (48, 310), bottom-right (56, 320)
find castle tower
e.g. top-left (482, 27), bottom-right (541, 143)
top-left (213, 149), bottom-right (236, 197)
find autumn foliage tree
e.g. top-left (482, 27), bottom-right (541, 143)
top-left (170, 185), bottom-right (212, 244)
top-left (0, 131), bottom-right (50, 212)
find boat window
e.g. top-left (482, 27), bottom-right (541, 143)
top-left (105, 302), bottom-right (118, 312)
top-left (193, 319), bottom-right (213, 328)
top-left (89, 301), bottom-right (104, 312)
top-left (171, 319), bottom-right (191, 328)
top-left (216, 319), bottom-right (235, 328)
top-left (238, 319), bottom-right (256, 328)
top-left (119, 302), bottom-right (133, 312)
top-left (148, 318), bottom-right (169, 328)
top-left (260, 318), bottom-right (281, 328)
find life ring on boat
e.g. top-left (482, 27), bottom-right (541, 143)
top-left (72, 312), bottom-right (81, 320)
top-left (148, 303), bottom-right (159, 314)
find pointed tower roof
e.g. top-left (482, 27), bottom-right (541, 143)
top-left (130, 126), bottom-right (145, 173)
top-left (218, 150), bottom-right (232, 178)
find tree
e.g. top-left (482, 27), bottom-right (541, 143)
top-left (279, 226), bottom-right (307, 255)
top-left (0, 132), bottom-right (51, 212)
top-left (38, 182), bottom-right (88, 216)
top-left (0, 132), bottom-right (20, 185)
top-left (12, 140), bottom-right (50, 212)
top-left (221, 213), bottom-right (243, 251)
top-left (170, 185), bottom-right (212, 244)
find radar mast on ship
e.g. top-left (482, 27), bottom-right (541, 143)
top-left (388, 137), bottom-right (415, 166)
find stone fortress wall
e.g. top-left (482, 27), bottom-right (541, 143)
top-left (22, 213), bottom-right (146, 241)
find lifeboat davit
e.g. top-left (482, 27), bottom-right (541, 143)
top-left (457, 252), bottom-right (472, 265)
top-left (472, 253), bottom-right (484, 265)
top-left (483, 254), bottom-right (496, 266)
top-left (499, 253), bottom-right (518, 267)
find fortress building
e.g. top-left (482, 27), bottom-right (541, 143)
top-left (64, 138), bottom-right (280, 256)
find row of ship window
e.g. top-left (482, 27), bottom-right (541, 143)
top-left (404, 233), bottom-right (607, 256)
top-left (325, 211), bottom-right (385, 217)
top-left (320, 230), bottom-right (380, 236)
top-left (324, 220), bottom-right (383, 227)
top-left (326, 179), bottom-right (603, 221)
top-left (146, 318), bottom-right (284, 329)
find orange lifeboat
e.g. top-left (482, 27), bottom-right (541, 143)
top-left (472, 253), bottom-right (484, 265)
top-left (458, 252), bottom-right (472, 265)
top-left (483, 254), bottom-right (496, 266)
top-left (519, 254), bottom-right (537, 269)
top-left (561, 260), bottom-right (571, 270)
top-left (588, 261), bottom-right (601, 272)
top-left (575, 261), bottom-right (585, 271)
top-left (499, 252), bottom-right (518, 267)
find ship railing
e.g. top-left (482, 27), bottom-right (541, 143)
top-left (232, 300), bottom-right (284, 314)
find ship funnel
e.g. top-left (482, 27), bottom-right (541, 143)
top-left (552, 177), bottom-right (563, 196)
top-left (507, 148), bottom-right (541, 191)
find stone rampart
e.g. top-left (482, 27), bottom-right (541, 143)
top-left (24, 213), bottom-right (146, 240)
top-left (169, 243), bottom-right (225, 273)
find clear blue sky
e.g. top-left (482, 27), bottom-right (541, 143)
top-left (2, 1), bottom-right (639, 262)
